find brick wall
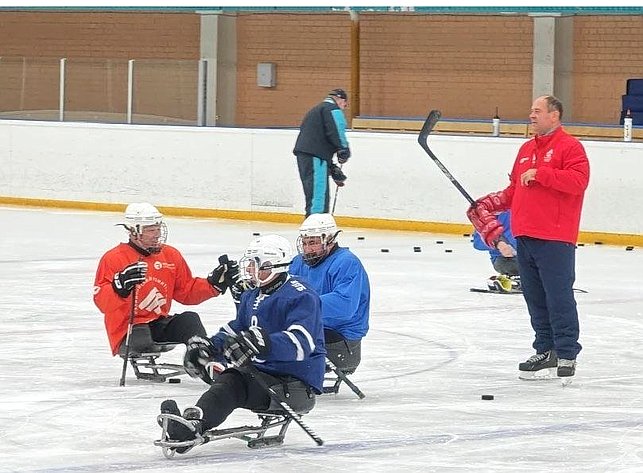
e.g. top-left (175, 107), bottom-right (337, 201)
top-left (236, 12), bottom-right (352, 127)
top-left (573, 16), bottom-right (643, 125)
top-left (1, 11), bottom-right (643, 126)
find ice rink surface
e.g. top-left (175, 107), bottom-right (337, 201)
top-left (2, 206), bottom-right (642, 473)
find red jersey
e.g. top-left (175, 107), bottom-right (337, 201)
top-left (93, 243), bottom-right (218, 355)
top-left (503, 126), bottom-right (590, 244)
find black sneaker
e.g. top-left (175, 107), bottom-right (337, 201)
top-left (519, 350), bottom-right (558, 372)
top-left (557, 358), bottom-right (576, 377)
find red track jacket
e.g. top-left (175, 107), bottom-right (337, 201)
top-left (502, 126), bottom-right (590, 244)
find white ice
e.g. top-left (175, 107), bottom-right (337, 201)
top-left (1, 206), bottom-right (642, 473)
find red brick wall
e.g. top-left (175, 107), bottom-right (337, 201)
top-left (573, 16), bottom-right (643, 124)
top-left (235, 12), bottom-right (352, 127)
top-left (1, 11), bottom-right (642, 126)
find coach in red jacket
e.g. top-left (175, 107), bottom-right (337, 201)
top-left (467, 95), bottom-right (590, 381)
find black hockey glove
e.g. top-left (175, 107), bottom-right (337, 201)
top-left (337, 147), bottom-right (351, 164)
top-left (223, 327), bottom-right (271, 367)
top-left (183, 336), bottom-right (224, 384)
top-left (112, 261), bottom-right (147, 298)
top-left (223, 259), bottom-right (252, 303)
top-left (207, 260), bottom-right (229, 294)
top-left (330, 164), bottom-right (347, 187)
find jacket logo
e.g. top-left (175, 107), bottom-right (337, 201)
top-left (544, 149), bottom-right (553, 163)
top-left (138, 287), bottom-right (167, 314)
top-left (519, 156), bottom-right (530, 164)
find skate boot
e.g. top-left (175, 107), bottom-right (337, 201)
top-left (518, 350), bottom-right (558, 380)
top-left (159, 400), bottom-right (203, 453)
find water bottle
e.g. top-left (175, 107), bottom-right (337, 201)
top-left (623, 109), bottom-right (632, 142)
top-left (492, 107), bottom-right (500, 137)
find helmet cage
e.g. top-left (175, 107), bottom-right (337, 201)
top-left (297, 214), bottom-right (340, 266)
top-left (239, 234), bottom-right (293, 288)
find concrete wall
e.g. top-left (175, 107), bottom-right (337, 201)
top-left (1, 120), bottom-right (641, 239)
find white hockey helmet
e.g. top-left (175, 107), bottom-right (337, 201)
top-left (121, 202), bottom-right (167, 253)
top-left (297, 213), bottom-right (340, 266)
top-left (240, 234), bottom-right (293, 288)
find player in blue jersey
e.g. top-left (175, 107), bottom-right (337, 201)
top-left (472, 210), bottom-right (520, 292)
top-left (158, 234), bottom-right (326, 448)
top-left (290, 213), bottom-right (370, 378)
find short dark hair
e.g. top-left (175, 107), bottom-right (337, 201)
top-left (544, 95), bottom-right (563, 119)
top-left (328, 88), bottom-right (348, 100)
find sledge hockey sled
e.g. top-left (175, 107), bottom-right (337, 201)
top-left (323, 331), bottom-right (365, 399)
top-left (118, 324), bottom-right (186, 383)
top-left (154, 382), bottom-right (316, 458)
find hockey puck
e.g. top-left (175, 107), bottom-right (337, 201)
top-left (594, 241), bottom-right (603, 245)
top-left (445, 249), bottom-right (453, 253)
top-left (413, 246), bottom-right (421, 252)
top-left (436, 240), bottom-right (443, 244)
top-left (381, 248), bottom-right (389, 253)
top-left (168, 378), bottom-right (181, 384)
top-left (626, 246), bottom-right (634, 251)
top-left (481, 394), bottom-right (494, 400)
top-left (577, 243), bottom-right (585, 247)
top-left (357, 236), bottom-right (365, 240)
top-left (463, 233), bottom-right (471, 237)
top-left (252, 232), bottom-right (261, 236)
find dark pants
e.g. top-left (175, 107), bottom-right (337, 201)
top-left (493, 255), bottom-right (519, 276)
top-left (516, 236), bottom-right (581, 360)
top-left (149, 311), bottom-right (207, 344)
top-left (118, 311), bottom-right (207, 355)
top-left (296, 152), bottom-right (329, 216)
top-left (196, 366), bottom-right (314, 431)
top-left (324, 328), bottom-right (361, 373)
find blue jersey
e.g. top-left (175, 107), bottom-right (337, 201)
top-left (210, 275), bottom-right (326, 394)
top-left (290, 246), bottom-right (370, 341)
top-left (472, 210), bottom-right (516, 263)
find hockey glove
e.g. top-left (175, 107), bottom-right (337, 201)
top-left (475, 190), bottom-right (509, 213)
top-left (207, 260), bottom-right (229, 294)
top-left (337, 147), bottom-right (351, 164)
top-left (112, 261), bottom-right (147, 298)
top-left (467, 205), bottom-right (505, 248)
top-left (330, 164), bottom-right (347, 187)
top-left (223, 327), bottom-right (271, 367)
top-left (183, 336), bottom-right (225, 384)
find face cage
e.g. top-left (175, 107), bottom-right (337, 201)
top-left (130, 222), bottom-right (167, 254)
top-left (296, 234), bottom-right (330, 267)
top-left (239, 256), bottom-right (290, 289)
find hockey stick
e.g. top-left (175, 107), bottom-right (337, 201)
top-left (119, 285), bottom-right (137, 387)
top-left (325, 358), bottom-right (366, 399)
top-left (245, 362), bottom-right (324, 446)
top-left (331, 164), bottom-right (343, 215)
top-left (417, 109), bottom-right (475, 205)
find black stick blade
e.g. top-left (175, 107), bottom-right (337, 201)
top-left (417, 109), bottom-right (441, 149)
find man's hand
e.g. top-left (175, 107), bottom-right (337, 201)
top-left (521, 168), bottom-right (537, 186)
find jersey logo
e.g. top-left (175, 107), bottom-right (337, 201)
top-left (519, 156), bottom-right (530, 164)
top-left (290, 280), bottom-right (306, 292)
top-left (138, 287), bottom-right (167, 314)
top-left (544, 149), bottom-right (553, 163)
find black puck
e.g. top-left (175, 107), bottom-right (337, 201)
top-left (577, 243), bottom-right (585, 247)
top-left (381, 248), bottom-right (389, 253)
top-left (594, 241), bottom-right (603, 245)
top-left (168, 378), bottom-right (181, 384)
top-left (481, 394), bottom-right (494, 400)
top-left (445, 249), bottom-right (453, 253)
top-left (413, 246), bottom-right (421, 252)
top-left (357, 236), bottom-right (365, 240)
top-left (463, 233), bottom-right (471, 237)
top-left (252, 232), bottom-right (260, 236)
top-left (436, 240), bottom-right (444, 244)
top-left (626, 246), bottom-right (634, 251)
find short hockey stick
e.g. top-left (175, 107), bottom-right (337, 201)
top-left (246, 363), bottom-right (323, 445)
top-left (417, 110), bottom-right (475, 205)
top-left (119, 285), bottom-right (138, 387)
top-left (331, 164), bottom-right (343, 215)
top-left (325, 358), bottom-right (366, 399)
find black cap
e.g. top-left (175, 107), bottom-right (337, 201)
top-left (328, 88), bottom-right (348, 100)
